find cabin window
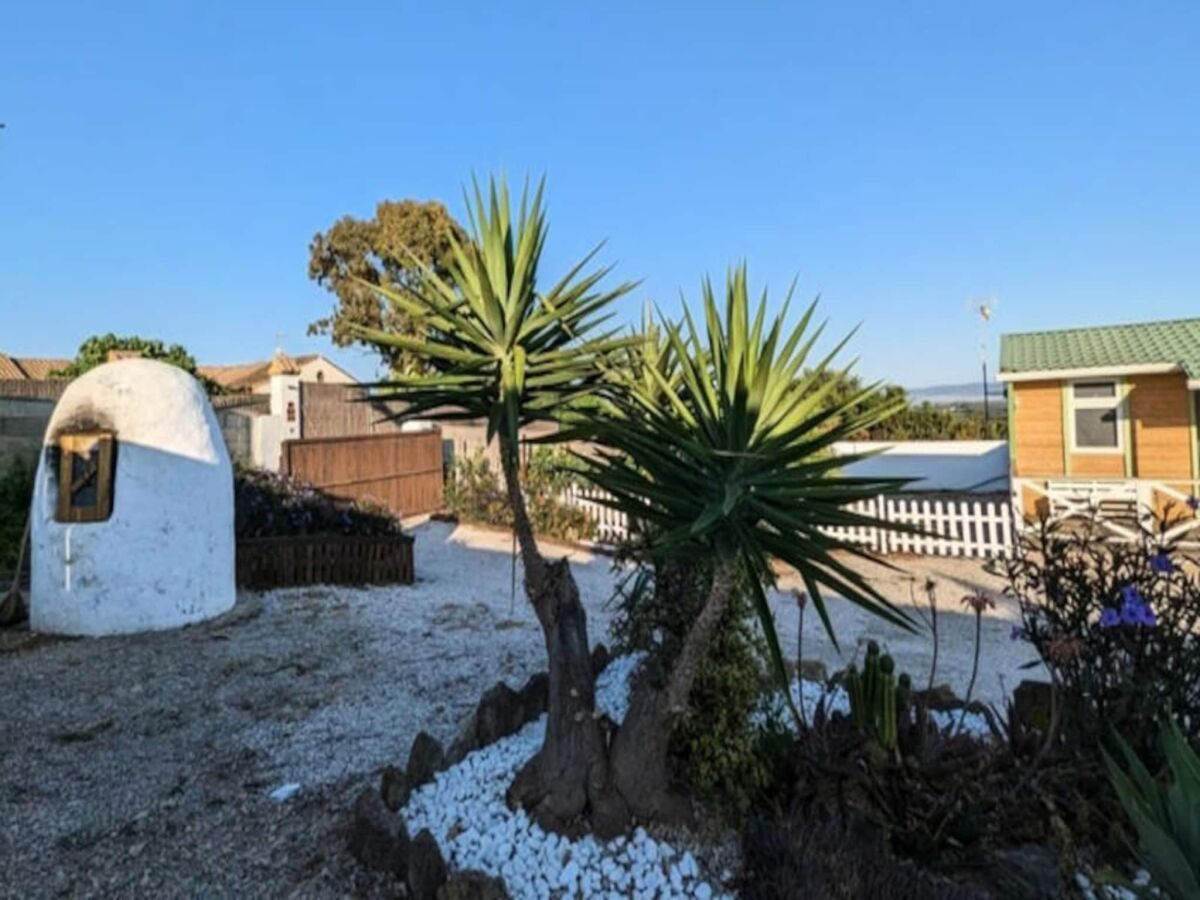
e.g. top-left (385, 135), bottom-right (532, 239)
top-left (54, 432), bottom-right (116, 523)
top-left (1070, 381), bottom-right (1122, 451)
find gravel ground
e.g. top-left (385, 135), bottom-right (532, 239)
top-left (0, 521), bottom-right (1033, 899)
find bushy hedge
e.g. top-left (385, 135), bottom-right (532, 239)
top-left (233, 466), bottom-right (402, 539)
top-left (0, 458), bottom-right (34, 575)
top-left (0, 462), bottom-right (401, 565)
top-left (444, 448), bottom-right (594, 543)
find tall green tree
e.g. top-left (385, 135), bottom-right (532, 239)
top-left (576, 267), bottom-right (912, 822)
top-left (308, 199), bottom-right (466, 375)
top-left (360, 176), bottom-right (637, 834)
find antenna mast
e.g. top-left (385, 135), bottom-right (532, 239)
top-left (974, 300), bottom-right (994, 430)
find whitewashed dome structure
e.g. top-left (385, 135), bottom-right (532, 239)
top-left (31, 359), bottom-right (235, 635)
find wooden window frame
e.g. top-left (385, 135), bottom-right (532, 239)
top-left (1067, 379), bottom-right (1124, 455)
top-left (55, 432), bottom-right (116, 523)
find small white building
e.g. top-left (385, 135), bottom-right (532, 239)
top-left (30, 359), bottom-right (235, 636)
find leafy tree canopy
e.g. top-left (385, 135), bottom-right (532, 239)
top-left (307, 199), bottom-right (467, 376)
top-left (53, 333), bottom-right (224, 394)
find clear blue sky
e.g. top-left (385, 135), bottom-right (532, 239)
top-left (2, 3), bottom-right (1197, 387)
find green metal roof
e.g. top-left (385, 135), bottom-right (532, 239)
top-left (1000, 317), bottom-right (1200, 380)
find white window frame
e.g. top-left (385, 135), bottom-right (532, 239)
top-left (1067, 379), bottom-right (1124, 454)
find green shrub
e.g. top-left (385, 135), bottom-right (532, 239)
top-left (1106, 719), bottom-right (1200, 899)
top-left (444, 448), bottom-right (594, 543)
top-left (0, 458), bottom-right (34, 575)
top-left (610, 556), bottom-right (773, 822)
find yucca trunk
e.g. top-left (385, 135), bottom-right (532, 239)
top-left (498, 436), bottom-right (629, 835)
top-left (608, 560), bottom-right (737, 822)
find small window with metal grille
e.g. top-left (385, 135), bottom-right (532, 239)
top-left (53, 432), bottom-right (116, 523)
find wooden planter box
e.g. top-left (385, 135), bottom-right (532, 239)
top-left (236, 533), bottom-right (415, 590)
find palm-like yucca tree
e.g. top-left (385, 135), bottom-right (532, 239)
top-left (360, 176), bottom-right (637, 832)
top-left (579, 266), bottom-right (912, 816)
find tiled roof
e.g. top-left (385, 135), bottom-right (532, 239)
top-left (197, 354), bottom-right (318, 388)
top-left (1000, 317), bottom-right (1200, 380)
top-left (2, 351), bottom-right (350, 388)
top-left (0, 355), bottom-right (71, 380)
top-left (0, 354), bottom-right (26, 379)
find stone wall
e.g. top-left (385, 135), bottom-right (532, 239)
top-left (1, 381), bottom-right (273, 472)
top-left (0, 396), bottom-right (56, 468)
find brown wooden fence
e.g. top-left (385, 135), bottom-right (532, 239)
top-left (281, 430), bottom-right (444, 517)
top-left (299, 382), bottom-right (407, 439)
top-left (236, 533), bottom-right (415, 589)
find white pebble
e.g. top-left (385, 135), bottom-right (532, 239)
top-left (399, 655), bottom-right (721, 900)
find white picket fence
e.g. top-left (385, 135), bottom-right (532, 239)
top-left (822, 495), bottom-right (1014, 559)
top-left (561, 486), bottom-right (1014, 559)
top-left (561, 485), bottom-right (631, 544)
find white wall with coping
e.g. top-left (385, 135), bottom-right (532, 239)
top-left (830, 440), bottom-right (1010, 493)
top-left (30, 359), bottom-right (235, 636)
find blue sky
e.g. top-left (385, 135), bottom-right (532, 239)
top-left (2, 3), bottom-right (1197, 387)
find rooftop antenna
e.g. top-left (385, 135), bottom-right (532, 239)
top-left (967, 297), bottom-right (998, 430)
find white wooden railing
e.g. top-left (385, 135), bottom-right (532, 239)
top-left (1014, 476), bottom-right (1200, 545)
top-left (561, 486), bottom-right (1014, 559)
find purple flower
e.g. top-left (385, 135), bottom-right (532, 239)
top-left (1188, 495), bottom-right (1200, 512)
top-left (1117, 584), bottom-right (1157, 628)
top-left (1150, 552), bottom-right (1175, 574)
top-left (1099, 607), bottom-right (1121, 628)
top-left (1010, 624), bottom-right (1025, 641)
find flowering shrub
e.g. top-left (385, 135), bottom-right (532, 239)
top-left (444, 448), bottom-right (595, 543)
top-left (996, 519), bottom-right (1200, 759)
top-left (233, 466), bottom-right (401, 539)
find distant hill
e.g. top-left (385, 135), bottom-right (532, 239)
top-left (907, 381), bottom-right (1006, 406)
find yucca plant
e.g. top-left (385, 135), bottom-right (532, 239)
top-left (359, 175), bottom-right (637, 834)
top-left (1106, 720), bottom-right (1200, 899)
top-left (577, 266), bottom-right (913, 819)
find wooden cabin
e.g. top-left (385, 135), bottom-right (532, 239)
top-left (999, 317), bottom-right (1200, 538)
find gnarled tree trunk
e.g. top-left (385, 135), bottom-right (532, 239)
top-left (497, 436), bottom-right (738, 836)
top-left (608, 561), bottom-right (736, 822)
top-left (499, 436), bottom-right (629, 835)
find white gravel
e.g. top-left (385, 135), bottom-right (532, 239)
top-left (0, 520), bottom-right (1029, 897)
top-left (401, 652), bottom-right (731, 900)
top-left (1076, 869), bottom-right (1149, 899)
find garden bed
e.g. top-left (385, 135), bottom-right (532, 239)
top-left (236, 533), bottom-right (415, 589)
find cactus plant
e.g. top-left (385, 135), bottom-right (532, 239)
top-left (845, 641), bottom-right (913, 753)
